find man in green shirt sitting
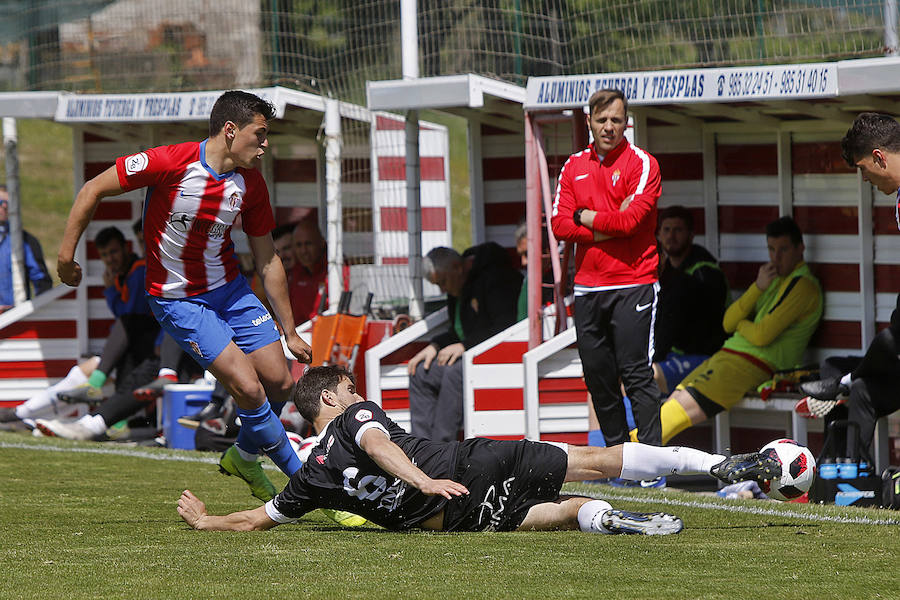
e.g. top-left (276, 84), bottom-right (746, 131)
top-left (641, 216), bottom-right (823, 444)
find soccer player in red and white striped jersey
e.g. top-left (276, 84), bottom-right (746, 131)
top-left (58, 91), bottom-right (312, 501)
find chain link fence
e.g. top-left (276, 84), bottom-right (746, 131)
top-left (0, 1), bottom-right (890, 101)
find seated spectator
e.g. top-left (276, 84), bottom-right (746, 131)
top-left (799, 328), bottom-right (900, 462)
top-left (288, 218), bottom-right (327, 324)
top-left (36, 337), bottom-right (202, 441)
top-left (407, 244), bottom-right (522, 442)
top-left (59, 226), bottom-right (159, 403)
top-left (643, 216), bottom-right (823, 444)
top-left (515, 221), bottom-right (553, 320)
top-left (0, 184), bottom-right (51, 311)
top-left (272, 224), bottom-right (296, 272)
top-left (125, 218), bottom-right (187, 401)
top-left (652, 206), bottom-right (729, 395)
top-left (0, 356), bottom-right (99, 429)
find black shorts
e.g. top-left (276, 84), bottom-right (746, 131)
top-left (441, 438), bottom-right (568, 532)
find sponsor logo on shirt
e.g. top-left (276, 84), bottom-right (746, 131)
top-left (611, 169), bottom-right (621, 187)
top-left (355, 409), bottom-right (373, 423)
top-left (169, 212), bottom-right (193, 233)
top-left (476, 476), bottom-right (516, 531)
top-left (251, 313), bottom-right (272, 327)
top-left (168, 212), bottom-right (226, 239)
top-left (124, 152), bottom-right (149, 175)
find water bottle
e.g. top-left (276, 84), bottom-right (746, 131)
top-left (838, 458), bottom-right (858, 479)
top-left (819, 459), bottom-right (838, 480)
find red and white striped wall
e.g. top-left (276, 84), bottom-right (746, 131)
top-left (371, 114), bottom-right (451, 266)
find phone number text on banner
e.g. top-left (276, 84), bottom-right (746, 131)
top-left (525, 63), bottom-right (838, 110)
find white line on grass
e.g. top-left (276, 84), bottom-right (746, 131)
top-left (0, 439), bottom-right (280, 470)
top-left (580, 488), bottom-right (900, 526)
top-left (5, 439), bottom-right (899, 526)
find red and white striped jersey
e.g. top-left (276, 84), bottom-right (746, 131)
top-left (115, 140), bottom-right (275, 298)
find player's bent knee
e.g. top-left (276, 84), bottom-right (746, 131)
top-left (228, 380), bottom-right (267, 408)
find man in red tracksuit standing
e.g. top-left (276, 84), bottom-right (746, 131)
top-left (551, 88), bottom-right (663, 452)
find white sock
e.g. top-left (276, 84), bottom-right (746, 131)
top-left (54, 364), bottom-right (91, 393)
top-left (840, 372), bottom-right (852, 387)
top-left (157, 368), bottom-right (177, 378)
top-left (16, 365), bottom-right (90, 419)
top-left (619, 442), bottom-right (727, 480)
top-left (577, 500), bottom-right (613, 534)
top-left (235, 445), bottom-right (258, 461)
top-left (77, 413), bottom-right (108, 435)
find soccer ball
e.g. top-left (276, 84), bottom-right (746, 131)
top-left (286, 432), bottom-right (321, 463)
top-left (759, 439), bottom-right (816, 502)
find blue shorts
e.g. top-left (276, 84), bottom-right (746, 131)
top-left (147, 276), bottom-right (280, 368)
top-left (657, 352), bottom-right (709, 391)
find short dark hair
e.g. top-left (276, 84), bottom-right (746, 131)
top-left (658, 205), bottom-right (694, 231)
top-left (208, 91), bottom-right (276, 138)
top-left (292, 365), bottom-right (355, 422)
top-left (840, 112), bottom-right (900, 167)
top-left (588, 88), bottom-right (627, 117)
top-left (94, 226), bottom-right (126, 248)
top-left (272, 223), bottom-right (294, 241)
top-left (766, 216), bottom-right (803, 246)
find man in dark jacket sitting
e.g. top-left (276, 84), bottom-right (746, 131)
top-left (406, 243), bottom-right (523, 442)
top-left (652, 205), bottom-right (729, 395)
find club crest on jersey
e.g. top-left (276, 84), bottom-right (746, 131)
top-left (355, 409), bottom-right (373, 422)
top-left (611, 169), bottom-right (621, 187)
top-left (124, 152), bottom-right (149, 176)
top-left (229, 192), bottom-right (240, 209)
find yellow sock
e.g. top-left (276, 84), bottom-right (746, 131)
top-left (628, 399), bottom-right (694, 445)
top-left (660, 399), bottom-right (693, 445)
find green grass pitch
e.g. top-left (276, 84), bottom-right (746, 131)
top-left (1, 431), bottom-right (898, 600)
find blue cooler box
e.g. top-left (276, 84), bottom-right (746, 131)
top-left (162, 384), bottom-right (214, 450)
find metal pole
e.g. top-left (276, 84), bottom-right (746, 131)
top-left (524, 113), bottom-right (541, 349)
top-left (401, 0), bottom-right (424, 319)
top-left (324, 98), bottom-right (343, 312)
top-left (405, 111), bottom-right (423, 320)
top-left (3, 118), bottom-right (26, 306)
top-left (886, 0), bottom-right (899, 56)
top-left (401, 0), bottom-right (418, 80)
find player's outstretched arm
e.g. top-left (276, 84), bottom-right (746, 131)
top-left (177, 490), bottom-right (279, 531)
top-left (58, 166), bottom-right (125, 286)
top-left (359, 429), bottom-right (469, 499)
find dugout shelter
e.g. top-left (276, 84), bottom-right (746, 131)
top-left (0, 86), bottom-right (451, 405)
top-left (366, 57), bottom-right (900, 470)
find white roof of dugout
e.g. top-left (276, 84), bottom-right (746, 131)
top-left (524, 56), bottom-right (900, 126)
top-left (0, 86), bottom-right (372, 136)
top-left (367, 73), bottom-right (527, 133)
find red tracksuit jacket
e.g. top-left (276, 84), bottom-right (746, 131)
top-left (551, 139), bottom-right (661, 288)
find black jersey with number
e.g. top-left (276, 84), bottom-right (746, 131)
top-left (271, 401), bottom-right (459, 530)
